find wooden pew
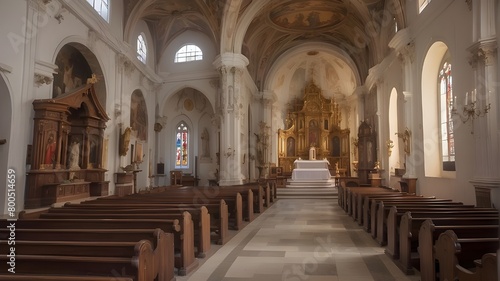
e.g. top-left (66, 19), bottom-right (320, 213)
top-left (456, 253), bottom-right (497, 281)
top-left (419, 219), bottom-right (499, 281)
top-left (345, 186), bottom-right (397, 216)
top-left (352, 190), bottom-right (408, 222)
top-left (0, 226), bottom-right (176, 281)
top-left (385, 206), bottom-right (498, 258)
top-left (39, 207), bottom-right (210, 258)
top-left (95, 190), bottom-right (243, 231)
top-left (0, 239), bottom-right (157, 281)
top-left (74, 200), bottom-right (229, 245)
top-left (368, 196), bottom-right (447, 235)
top-left (361, 194), bottom-right (428, 231)
top-left (375, 201), bottom-right (476, 245)
top-left (357, 192), bottom-right (410, 226)
top-left (398, 213), bottom-right (498, 275)
top-left (434, 230), bottom-right (499, 281)
top-left (4, 217), bottom-right (197, 276)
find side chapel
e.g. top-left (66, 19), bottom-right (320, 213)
top-left (26, 82), bottom-right (109, 208)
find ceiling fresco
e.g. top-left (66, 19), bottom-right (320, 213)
top-left (125, 0), bottom-right (404, 100)
top-left (268, 0), bottom-right (349, 32)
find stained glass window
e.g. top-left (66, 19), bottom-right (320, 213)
top-left (439, 61), bottom-right (455, 171)
top-left (174, 44), bottom-right (203, 63)
top-left (175, 122), bottom-right (189, 169)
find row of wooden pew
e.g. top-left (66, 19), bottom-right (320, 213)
top-left (0, 182), bottom-right (276, 281)
top-left (338, 185), bottom-right (499, 281)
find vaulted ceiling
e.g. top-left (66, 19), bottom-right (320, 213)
top-left (124, 0), bottom-right (405, 96)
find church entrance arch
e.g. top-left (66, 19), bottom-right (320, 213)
top-left (0, 75), bottom-right (12, 214)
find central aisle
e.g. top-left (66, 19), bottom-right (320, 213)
top-left (179, 199), bottom-right (421, 281)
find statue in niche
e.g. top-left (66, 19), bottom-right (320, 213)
top-left (201, 128), bottom-right (210, 158)
top-left (287, 137), bottom-right (295, 157)
top-left (44, 133), bottom-right (57, 165)
top-left (309, 143), bottom-right (317, 160)
top-left (68, 140), bottom-right (80, 170)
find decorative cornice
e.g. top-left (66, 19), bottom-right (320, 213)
top-left (213, 53), bottom-right (249, 70)
top-left (34, 73), bottom-right (52, 87)
top-left (467, 39), bottom-right (498, 67)
top-left (37, 0), bottom-right (66, 23)
top-left (34, 60), bottom-right (57, 87)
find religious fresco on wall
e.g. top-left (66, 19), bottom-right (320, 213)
top-left (130, 90), bottom-right (148, 141)
top-left (53, 45), bottom-right (92, 98)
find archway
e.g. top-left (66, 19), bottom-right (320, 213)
top-left (53, 42), bottom-right (107, 108)
top-left (0, 75), bottom-right (12, 214)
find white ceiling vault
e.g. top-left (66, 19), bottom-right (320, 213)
top-left (124, 0), bottom-right (405, 102)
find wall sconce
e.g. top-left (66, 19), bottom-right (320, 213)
top-left (224, 147), bottom-right (235, 158)
top-left (386, 140), bottom-right (394, 157)
top-left (451, 90), bottom-right (490, 133)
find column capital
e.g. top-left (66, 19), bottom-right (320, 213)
top-left (389, 28), bottom-right (415, 64)
top-left (402, 91), bottom-right (412, 102)
top-left (468, 39), bottom-right (498, 67)
top-left (213, 52), bottom-right (249, 70)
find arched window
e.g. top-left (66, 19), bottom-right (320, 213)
top-left (174, 44), bottom-right (203, 63)
top-left (137, 34), bottom-right (147, 63)
top-left (439, 60), bottom-right (455, 171)
top-left (175, 122), bottom-right (189, 169)
top-left (86, 0), bottom-right (109, 22)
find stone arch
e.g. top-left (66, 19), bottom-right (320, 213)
top-left (421, 41), bottom-right (450, 177)
top-left (52, 40), bottom-right (107, 109)
top-left (0, 74), bottom-right (12, 214)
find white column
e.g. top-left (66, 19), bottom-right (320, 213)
top-left (468, 40), bottom-right (499, 207)
top-left (213, 53), bottom-right (249, 185)
top-left (468, 0), bottom-right (499, 208)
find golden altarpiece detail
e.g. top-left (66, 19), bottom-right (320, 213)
top-left (278, 81), bottom-right (350, 174)
top-left (26, 83), bottom-right (109, 208)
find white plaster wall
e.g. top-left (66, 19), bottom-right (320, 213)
top-left (405, 0), bottom-right (477, 204)
top-left (0, 1), bottom-right (38, 213)
top-left (158, 30), bottom-right (217, 75)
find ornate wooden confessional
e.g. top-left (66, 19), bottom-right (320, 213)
top-left (278, 80), bottom-right (350, 174)
top-left (26, 83), bottom-right (109, 208)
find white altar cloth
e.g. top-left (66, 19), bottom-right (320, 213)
top-left (294, 159), bottom-right (330, 169)
top-left (292, 160), bottom-right (332, 181)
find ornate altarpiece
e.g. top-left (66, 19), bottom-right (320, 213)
top-left (26, 83), bottom-right (109, 208)
top-left (278, 81), bottom-right (350, 174)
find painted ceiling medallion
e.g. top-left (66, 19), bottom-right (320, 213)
top-left (268, 0), bottom-right (348, 32)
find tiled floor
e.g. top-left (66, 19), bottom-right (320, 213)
top-left (178, 199), bottom-right (421, 281)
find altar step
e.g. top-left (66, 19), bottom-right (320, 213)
top-left (277, 184), bottom-right (338, 200)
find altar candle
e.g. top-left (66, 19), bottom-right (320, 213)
top-left (472, 89), bottom-right (476, 103)
top-left (453, 95), bottom-right (457, 109)
top-left (465, 92), bottom-right (468, 105)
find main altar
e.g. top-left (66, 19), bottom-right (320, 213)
top-left (292, 159), bottom-right (331, 181)
top-left (278, 80), bottom-right (350, 175)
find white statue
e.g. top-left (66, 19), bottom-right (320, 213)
top-left (68, 141), bottom-right (80, 170)
top-left (201, 128), bottom-right (210, 158)
top-left (309, 143), bottom-right (316, 160)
